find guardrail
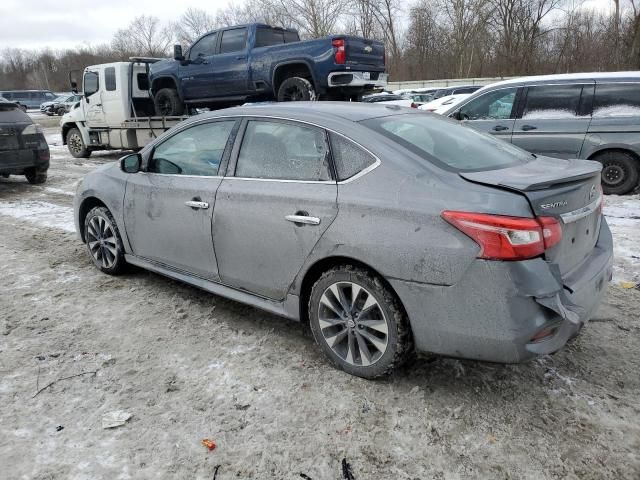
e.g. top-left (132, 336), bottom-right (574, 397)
top-left (387, 76), bottom-right (516, 90)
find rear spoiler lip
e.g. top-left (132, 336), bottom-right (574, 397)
top-left (459, 157), bottom-right (602, 192)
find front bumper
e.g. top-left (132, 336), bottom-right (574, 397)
top-left (389, 219), bottom-right (613, 363)
top-left (327, 71), bottom-right (388, 88)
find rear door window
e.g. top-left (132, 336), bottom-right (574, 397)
top-left (522, 84), bottom-right (583, 119)
top-left (235, 120), bottom-right (332, 181)
top-left (593, 83), bottom-right (640, 117)
top-left (220, 28), bottom-right (247, 54)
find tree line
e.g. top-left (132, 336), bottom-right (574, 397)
top-left (1, 0), bottom-right (639, 92)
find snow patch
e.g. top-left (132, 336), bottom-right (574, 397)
top-left (603, 194), bottom-right (640, 281)
top-left (0, 200), bottom-right (75, 233)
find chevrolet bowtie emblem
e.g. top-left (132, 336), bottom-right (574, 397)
top-left (364, 46), bottom-right (373, 53)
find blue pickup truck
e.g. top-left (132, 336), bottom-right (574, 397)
top-left (148, 23), bottom-right (387, 115)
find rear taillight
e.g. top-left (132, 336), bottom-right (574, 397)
top-left (38, 148), bottom-right (50, 161)
top-left (441, 211), bottom-right (562, 260)
top-left (410, 102), bottom-right (417, 108)
top-left (332, 38), bottom-right (346, 64)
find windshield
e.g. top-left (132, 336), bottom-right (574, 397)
top-left (362, 113), bottom-right (533, 172)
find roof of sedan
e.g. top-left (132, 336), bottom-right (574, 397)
top-left (200, 102), bottom-right (421, 124)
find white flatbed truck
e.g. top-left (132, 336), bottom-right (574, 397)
top-left (61, 59), bottom-right (189, 158)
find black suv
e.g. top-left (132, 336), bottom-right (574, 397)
top-left (0, 98), bottom-right (49, 184)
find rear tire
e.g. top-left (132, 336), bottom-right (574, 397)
top-left (67, 128), bottom-right (91, 158)
top-left (154, 88), bottom-right (184, 116)
top-left (25, 167), bottom-right (47, 184)
top-left (84, 206), bottom-right (126, 275)
top-left (277, 77), bottom-right (317, 102)
top-left (593, 150), bottom-right (639, 195)
top-left (308, 265), bottom-right (413, 379)
top-left (56, 107), bottom-right (66, 116)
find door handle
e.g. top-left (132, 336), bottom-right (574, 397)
top-left (185, 200), bottom-right (209, 209)
top-left (285, 214), bottom-right (320, 225)
top-left (492, 125), bottom-right (509, 131)
top-left (521, 125), bottom-right (537, 131)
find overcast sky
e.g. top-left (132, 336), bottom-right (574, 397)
top-left (1, 0), bottom-right (615, 51)
top-left (0, 0), bottom-right (234, 50)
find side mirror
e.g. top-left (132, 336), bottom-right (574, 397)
top-left (120, 153), bottom-right (142, 173)
top-left (70, 81), bottom-right (78, 94)
top-left (174, 44), bottom-right (184, 61)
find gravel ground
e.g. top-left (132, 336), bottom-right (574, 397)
top-left (1, 118), bottom-right (639, 479)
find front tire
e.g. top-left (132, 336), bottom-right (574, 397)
top-left (277, 77), bottom-right (317, 102)
top-left (154, 88), bottom-right (184, 116)
top-left (67, 128), bottom-right (91, 158)
top-left (24, 167), bottom-right (47, 184)
top-left (84, 206), bottom-right (126, 275)
top-left (594, 150), bottom-right (639, 195)
top-left (308, 265), bottom-right (413, 379)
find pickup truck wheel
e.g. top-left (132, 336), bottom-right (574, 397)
top-left (593, 150), bottom-right (639, 195)
top-left (154, 88), bottom-right (184, 116)
top-left (67, 128), bottom-right (91, 158)
top-left (277, 77), bottom-right (317, 102)
top-left (24, 167), bottom-right (47, 184)
top-left (56, 107), bottom-right (66, 116)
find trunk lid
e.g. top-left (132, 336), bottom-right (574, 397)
top-left (342, 36), bottom-right (385, 69)
top-left (460, 156), bottom-right (603, 276)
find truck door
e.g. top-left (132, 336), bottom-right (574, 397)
top-left (210, 27), bottom-right (250, 96)
top-left (180, 32), bottom-right (218, 100)
top-left (83, 70), bottom-right (106, 126)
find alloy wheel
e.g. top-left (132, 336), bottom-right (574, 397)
top-left (87, 215), bottom-right (118, 269)
top-left (317, 281), bottom-right (389, 366)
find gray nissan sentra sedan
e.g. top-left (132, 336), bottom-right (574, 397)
top-left (74, 102), bottom-right (613, 379)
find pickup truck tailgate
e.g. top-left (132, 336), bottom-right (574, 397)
top-left (344, 37), bottom-right (385, 68)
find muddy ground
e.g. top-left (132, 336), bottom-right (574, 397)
top-left (1, 116), bottom-right (639, 479)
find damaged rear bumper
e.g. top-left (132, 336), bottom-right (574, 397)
top-left (388, 219), bottom-right (613, 363)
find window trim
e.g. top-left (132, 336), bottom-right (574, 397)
top-left (144, 118), bottom-right (240, 177)
top-left (189, 31), bottom-right (219, 60)
top-left (141, 114), bottom-right (381, 183)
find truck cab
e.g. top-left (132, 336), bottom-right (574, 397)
top-left (61, 60), bottom-right (187, 158)
top-left (149, 23), bottom-right (387, 115)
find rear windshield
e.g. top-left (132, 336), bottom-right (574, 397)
top-left (0, 103), bottom-right (31, 123)
top-left (362, 113), bottom-right (533, 172)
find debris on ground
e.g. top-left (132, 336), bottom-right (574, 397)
top-left (201, 438), bottom-right (216, 451)
top-left (55, 425), bottom-right (64, 432)
top-left (101, 410), bottom-right (132, 429)
top-left (342, 458), bottom-right (355, 480)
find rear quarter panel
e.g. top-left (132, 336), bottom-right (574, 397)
top-left (581, 116), bottom-right (640, 158)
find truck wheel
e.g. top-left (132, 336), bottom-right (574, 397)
top-left (593, 150), bottom-right (639, 195)
top-left (154, 88), bottom-right (184, 116)
top-left (277, 77), bottom-right (317, 102)
top-left (67, 128), bottom-right (91, 158)
top-left (56, 107), bottom-right (66, 116)
top-left (24, 167), bottom-right (47, 184)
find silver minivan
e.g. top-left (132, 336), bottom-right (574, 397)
top-left (443, 72), bottom-right (640, 194)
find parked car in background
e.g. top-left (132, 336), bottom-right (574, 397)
top-left (419, 93), bottom-right (471, 113)
top-left (40, 93), bottom-right (73, 114)
top-left (0, 96), bottom-right (26, 112)
top-left (149, 23), bottom-right (387, 115)
top-left (444, 72), bottom-right (640, 194)
top-left (432, 85), bottom-right (482, 100)
top-left (43, 93), bottom-right (83, 116)
top-left (407, 91), bottom-right (438, 106)
top-left (362, 93), bottom-right (416, 108)
top-left (0, 90), bottom-right (57, 109)
top-left (74, 102), bottom-right (611, 379)
top-left (0, 97), bottom-right (49, 184)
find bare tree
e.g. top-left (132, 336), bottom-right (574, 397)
top-left (173, 8), bottom-right (217, 46)
top-left (111, 15), bottom-right (173, 58)
top-left (264, 0), bottom-right (345, 38)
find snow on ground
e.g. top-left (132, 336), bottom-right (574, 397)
top-left (0, 200), bottom-right (75, 232)
top-left (604, 194), bottom-right (640, 282)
